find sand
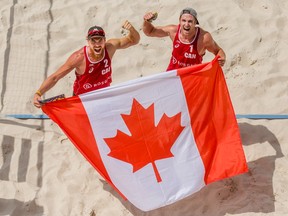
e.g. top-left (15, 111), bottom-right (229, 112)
top-left (0, 0), bottom-right (288, 215)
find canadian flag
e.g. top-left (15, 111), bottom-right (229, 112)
top-left (42, 57), bottom-right (248, 211)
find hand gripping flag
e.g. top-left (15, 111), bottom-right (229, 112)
top-left (42, 57), bottom-right (248, 211)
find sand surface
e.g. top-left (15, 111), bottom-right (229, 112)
top-left (0, 0), bottom-right (288, 215)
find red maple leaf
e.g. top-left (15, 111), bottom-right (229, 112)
top-left (104, 98), bottom-right (184, 182)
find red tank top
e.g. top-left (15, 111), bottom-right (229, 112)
top-left (166, 25), bottom-right (202, 71)
top-left (73, 46), bottom-right (112, 95)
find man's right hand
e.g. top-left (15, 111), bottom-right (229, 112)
top-left (143, 12), bottom-right (158, 22)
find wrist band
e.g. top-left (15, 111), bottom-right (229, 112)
top-left (35, 90), bottom-right (42, 96)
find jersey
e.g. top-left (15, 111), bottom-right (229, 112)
top-left (73, 46), bottom-right (112, 95)
top-left (166, 25), bottom-right (203, 71)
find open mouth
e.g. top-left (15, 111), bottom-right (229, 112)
top-left (183, 26), bottom-right (190, 31)
top-left (94, 47), bottom-right (102, 54)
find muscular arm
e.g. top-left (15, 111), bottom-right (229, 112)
top-left (33, 49), bottom-right (84, 108)
top-left (203, 32), bottom-right (226, 66)
top-left (142, 20), bottom-right (171, 38)
top-left (106, 20), bottom-right (140, 58)
top-left (142, 12), bottom-right (177, 40)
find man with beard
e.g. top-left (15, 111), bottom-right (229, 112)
top-left (33, 21), bottom-right (140, 108)
top-left (142, 8), bottom-right (226, 71)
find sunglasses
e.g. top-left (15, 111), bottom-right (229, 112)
top-left (88, 29), bottom-right (105, 37)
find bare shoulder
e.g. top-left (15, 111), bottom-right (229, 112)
top-left (105, 40), bottom-right (118, 58)
top-left (67, 47), bottom-right (85, 66)
top-left (199, 28), bottom-right (213, 43)
top-left (198, 27), bottom-right (209, 37)
top-left (71, 47), bottom-right (85, 60)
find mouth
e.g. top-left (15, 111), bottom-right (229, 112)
top-left (94, 47), bottom-right (102, 54)
top-left (183, 26), bottom-right (190, 31)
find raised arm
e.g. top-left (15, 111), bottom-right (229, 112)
top-left (106, 20), bottom-right (140, 58)
top-left (142, 12), bottom-right (177, 39)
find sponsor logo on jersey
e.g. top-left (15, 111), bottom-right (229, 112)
top-left (172, 56), bottom-right (177, 64)
top-left (83, 83), bottom-right (92, 90)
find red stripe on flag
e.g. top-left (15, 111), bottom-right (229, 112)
top-left (42, 96), bottom-right (126, 198)
top-left (178, 58), bottom-right (248, 184)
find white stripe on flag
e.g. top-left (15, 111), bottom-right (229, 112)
top-left (80, 70), bottom-right (206, 211)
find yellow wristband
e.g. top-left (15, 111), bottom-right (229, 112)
top-left (35, 90), bottom-right (42, 96)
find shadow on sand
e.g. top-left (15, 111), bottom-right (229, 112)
top-left (0, 135), bottom-right (44, 216)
